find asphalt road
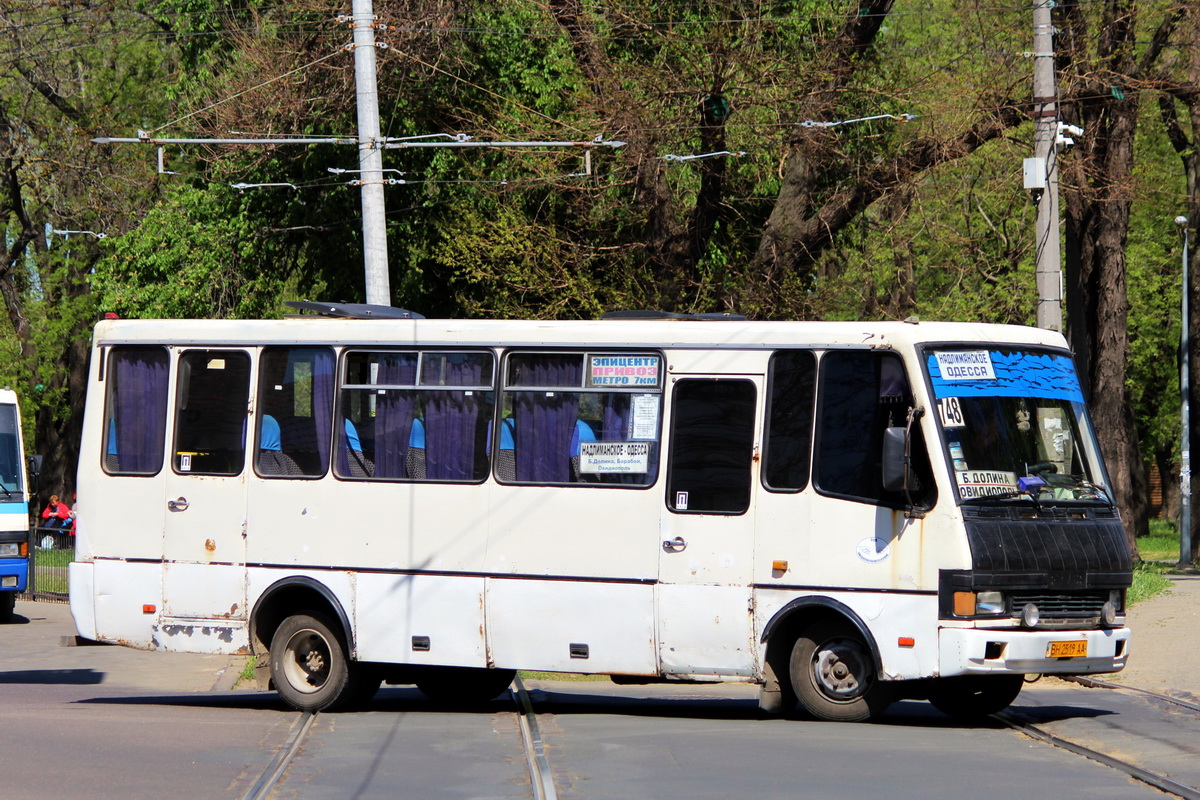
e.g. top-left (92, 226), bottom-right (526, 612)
top-left (2, 600), bottom-right (1196, 799)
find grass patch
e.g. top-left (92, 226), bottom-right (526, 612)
top-left (1128, 562), bottom-right (1173, 607)
top-left (1138, 519), bottom-right (1180, 562)
top-left (32, 547), bottom-right (73, 568)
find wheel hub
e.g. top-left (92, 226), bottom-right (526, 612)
top-left (283, 630), bottom-right (331, 694)
top-left (813, 638), bottom-right (870, 701)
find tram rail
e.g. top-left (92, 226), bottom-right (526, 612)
top-left (241, 711), bottom-right (318, 800)
top-left (1063, 675), bottom-right (1200, 714)
top-left (999, 679), bottom-right (1200, 800)
top-left (234, 675), bottom-right (1200, 800)
top-left (239, 679), bottom-right (557, 800)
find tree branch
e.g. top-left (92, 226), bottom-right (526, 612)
top-left (14, 63), bottom-right (85, 123)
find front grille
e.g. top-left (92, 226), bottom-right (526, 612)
top-left (1008, 590), bottom-right (1111, 619)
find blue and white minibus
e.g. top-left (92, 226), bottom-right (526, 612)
top-left (0, 389), bottom-right (31, 623)
top-left (69, 306), bottom-right (1132, 720)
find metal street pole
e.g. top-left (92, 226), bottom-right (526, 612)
top-left (1178, 215), bottom-right (1192, 567)
top-left (351, 0), bottom-right (390, 306)
top-left (1033, 0), bottom-right (1062, 332)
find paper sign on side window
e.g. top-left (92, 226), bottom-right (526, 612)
top-left (580, 441), bottom-right (650, 474)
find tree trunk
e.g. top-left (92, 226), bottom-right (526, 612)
top-left (1056, 0), bottom-right (1185, 557)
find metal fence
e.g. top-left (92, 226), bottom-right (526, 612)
top-left (23, 524), bottom-right (72, 603)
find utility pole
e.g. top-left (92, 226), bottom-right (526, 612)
top-left (1178, 215), bottom-right (1192, 567)
top-left (350, 0), bottom-right (390, 306)
top-left (1032, 0), bottom-right (1062, 332)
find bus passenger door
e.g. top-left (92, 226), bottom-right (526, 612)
top-left (161, 349), bottom-right (251, 626)
top-left (658, 377), bottom-right (759, 678)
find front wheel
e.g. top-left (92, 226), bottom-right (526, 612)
top-left (270, 612), bottom-right (354, 712)
top-left (0, 591), bottom-right (14, 623)
top-left (790, 620), bottom-right (892, 722)
top-left (927, 675), bottom-right (1024, 720)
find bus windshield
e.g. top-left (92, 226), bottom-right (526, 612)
top-left (925, 347), bottom-right (1112, 505)
top-left (0, 403), bottom-right (22, 498)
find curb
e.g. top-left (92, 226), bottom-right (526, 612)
top-left (210, 658), bottom-right (246, 692)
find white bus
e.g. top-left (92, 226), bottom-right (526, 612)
top-left (69, 305), bottom-right (1132, 720)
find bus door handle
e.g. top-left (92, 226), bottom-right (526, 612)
top-left (662, 536), bottom-right (687, 553)
top-left (168, 497), bottom-right (189, 512)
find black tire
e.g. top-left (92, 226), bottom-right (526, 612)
top-left (790, 620), bottom-right (892, 722)
top-left (270, 612), bottom-right (354, 712)
top-left (0, 591), bottom-right (14, 623)
top-left (927, 675), bottom-right (1024, 720)
top-left (415, 666), bottom-right (516, 705)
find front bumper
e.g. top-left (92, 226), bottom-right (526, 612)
top-left (940, 625), bottom-right (1131, 677)
top-left (0, 557), bottom-right (28, 592)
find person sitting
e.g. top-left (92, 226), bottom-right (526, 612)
top-left (257, 414), bottom-right (303, 476)
top-left (406, 418), bottom-right (426, 479)
top-left (570, 419), bottom-right (597, 482)
top-left (41, 494), bottom-right (71, 529)
top-left (343, 418), bottom-right (375, 478)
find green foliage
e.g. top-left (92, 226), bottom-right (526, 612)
top-left (1126, 105), bottom-right (1188, 461)
top-left (96, 186), bottom-right (297, 319)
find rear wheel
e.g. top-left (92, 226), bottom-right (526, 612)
top-left (790, 620), bottom-right (892, 722)
top-left (415, 666), bottom-right (517, 705)
top-left (0, 591), bottom-right (14, 623)
top-left (270, 612), bottom-right (356, 712)
top-left (927, 675), bottom-right (1024, 720)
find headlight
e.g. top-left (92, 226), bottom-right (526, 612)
top-left (976, 591), bottom-right (1006, 615)
top-left (0, 542), bottom-right (20, 557)
top-left (1109, 589), bottom-right (1124, 612)
top-left (953, 590), bottom-right (1006, 616)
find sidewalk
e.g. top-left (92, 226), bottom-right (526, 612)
top-left (6, 599), bottom-right (238, 694)
top-left (1108, 576), bottom-right (1200, 697)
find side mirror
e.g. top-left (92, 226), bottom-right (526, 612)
top-left (881, 427), bottom-right (908, 493)
top-left (26, 454), bottom-right (42, 494)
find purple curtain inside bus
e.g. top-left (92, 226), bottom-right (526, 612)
top-left (309, 349), bottom-right (334, 469)
top-left (512, 355), bottom-right (581, 483)
top-left (424, 356), bottom-right (488, 481)
top-left (108, 347), bottom-right (169, 474)
top-left (368, 354), bottom-right (418, 479)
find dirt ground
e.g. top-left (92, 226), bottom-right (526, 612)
top-left (1108, 576), bottom-right (1200, 697)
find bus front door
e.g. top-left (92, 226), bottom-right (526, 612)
top-left (658, 377), bottom-right (759, 678)
top-left (161, 349), bottom-right (251, 629)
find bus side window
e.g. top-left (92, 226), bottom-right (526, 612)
top-left (815, 350), bottom-right (933, 507)
top-left (337, 350), bottom-right (494, 483)
top-left (764, 350), bottom-right (816, 492)
top-left (172, 350), bottom-right (251, 476)
top-left (501, 351), bottom-right (662, 486)
top-left (103, 346), bottom-right (170, 476)
top-left (667, 379), bottom-right (757, 514)
top-left (255, 347), bottom-right (334, 478)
